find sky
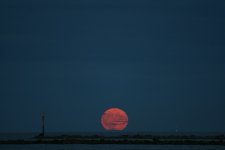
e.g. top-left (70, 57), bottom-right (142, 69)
top-left (0, 0), bottom-right (225, 133)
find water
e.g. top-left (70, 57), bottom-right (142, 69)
top-left (0, 133), bottom-right (224, 150)
top-left (0, 144), bottom-right (224, 150)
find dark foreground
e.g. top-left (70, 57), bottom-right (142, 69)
top-left (0, 134), bottom-right (225, 146)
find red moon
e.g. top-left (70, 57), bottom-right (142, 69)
top-left (101, 108), bottom-right (128, 131)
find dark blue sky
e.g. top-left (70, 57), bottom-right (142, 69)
top-left (0, 0), bottom-right (225, 133)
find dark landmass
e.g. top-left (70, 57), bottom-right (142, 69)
top-left (0, 134), bottom-right (225, 145)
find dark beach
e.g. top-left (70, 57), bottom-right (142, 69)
top-left (0, 134), bottom-right (225, 146)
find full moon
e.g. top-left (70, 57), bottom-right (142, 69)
top-left (101, 108), bottom-right (128, 131)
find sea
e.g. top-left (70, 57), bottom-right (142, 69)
top-left (0, 132), bottom-right (224, 150)
top-left (1, 144), bottom-right (225, 150)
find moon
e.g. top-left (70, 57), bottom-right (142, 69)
top-left (101, 108), bottom-right (128, 131)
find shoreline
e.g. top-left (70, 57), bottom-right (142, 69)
top-left (0, 134), bottom-right (224, 145)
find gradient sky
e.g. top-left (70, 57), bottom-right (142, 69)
top-left (0, 0), bottom-right (225, 133)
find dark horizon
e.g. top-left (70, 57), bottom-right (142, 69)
top-left (0, 0), bottom-right (225, 133)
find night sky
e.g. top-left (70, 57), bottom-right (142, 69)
top-left (0, 0), bottom-right (225, 133)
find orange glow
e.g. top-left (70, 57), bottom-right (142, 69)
top-left (101, 108), bottom-right (128, 131)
